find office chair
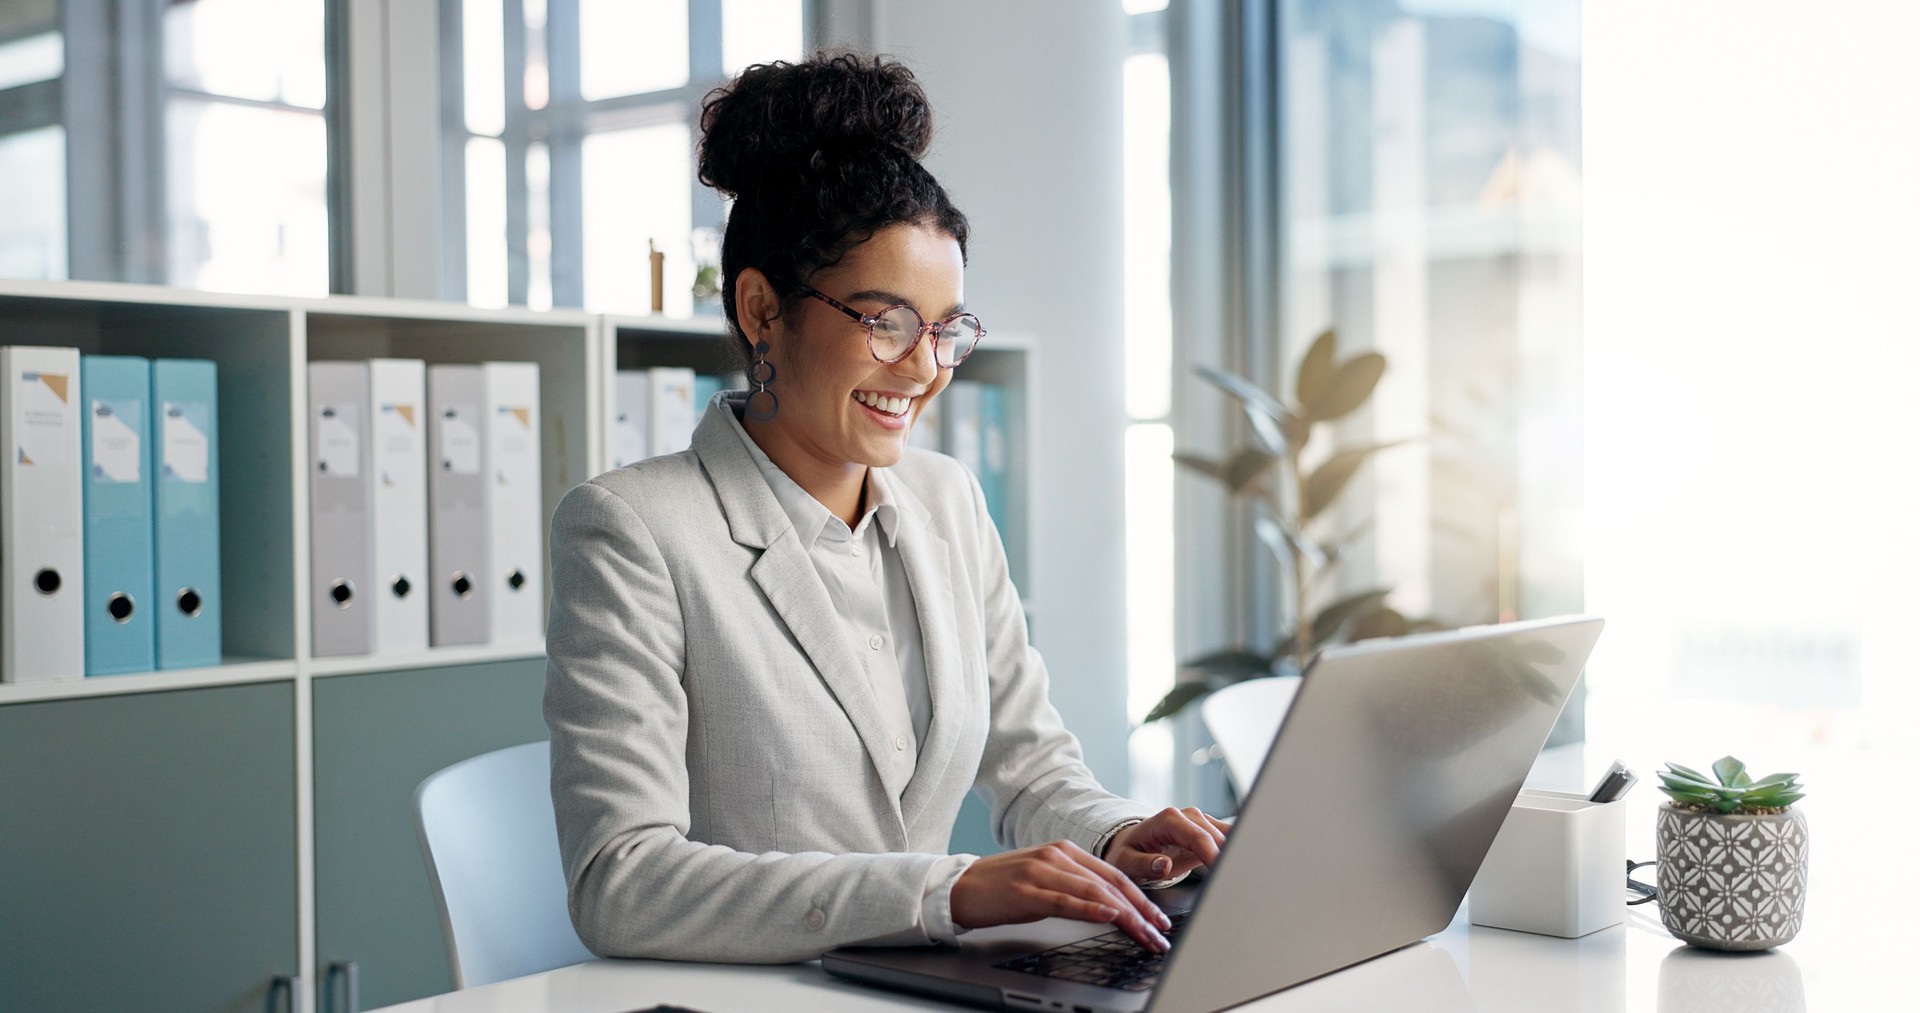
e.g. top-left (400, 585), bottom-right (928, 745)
top-left (1199, 676), bottom-right (1302, 799)
top-left (413, 739), bottom-right (595, 989)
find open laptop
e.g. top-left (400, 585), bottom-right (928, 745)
top-left (823, 615), bottom-right (1605, 1013)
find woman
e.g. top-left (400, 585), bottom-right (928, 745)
top-left (544, 52), bottom-right (1231, 965)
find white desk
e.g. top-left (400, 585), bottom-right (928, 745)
top-left (375, 742), bottom-right (1910, 1012)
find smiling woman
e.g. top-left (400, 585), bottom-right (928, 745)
top-left (540, 51), bottom-right (1233, 966)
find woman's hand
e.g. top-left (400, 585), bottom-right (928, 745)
top-left (1103, 807), bottom-right (1233, 884)
top-left (950, 840), bottom-right (1173, 952)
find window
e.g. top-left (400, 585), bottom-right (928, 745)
top-left (448, 0), bottom-right (802, 313)
top-left (0, 0), bottom-right (330, 294)
top-left (1584, 1), bottom-right (1917, 751)
top-left (1123, 4), bottom-right (1174, 729)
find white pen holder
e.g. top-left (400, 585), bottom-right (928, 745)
top-left (1468, 789), bottom-right (1625, 938)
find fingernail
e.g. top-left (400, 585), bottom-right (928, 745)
top-left (1152, 857), bottom-right (1173, 876)
top-left (1157, 910), bottom-right (1172, 929)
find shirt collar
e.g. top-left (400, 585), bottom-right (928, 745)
top-left (719, 396), bottom-right (901, 549)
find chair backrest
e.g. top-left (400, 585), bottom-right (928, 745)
top-left (413, 739), bottom-right (594, 989)
top-left (1199, 676), bottom-right (1302, 798)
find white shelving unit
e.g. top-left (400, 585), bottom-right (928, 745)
top-left (0, 278), bottom-right (1036, 1011)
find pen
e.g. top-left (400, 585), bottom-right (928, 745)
top-left (1588, 761), bottom-right (1637, 803)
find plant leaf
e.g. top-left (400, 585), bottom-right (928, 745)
top-left (1349, 607), bottom-right (1409, 641)
top-left (1659, 772), bottom-right (1724, 794)
top-left (1713, 756), bottom-right (1747, 788)
top-left (1749, 772), bottom-right (1800, 788)
top-left (1304, 441), bottom-right (1407, 519)
top-left (1173, 452), bottom-right (1227, 483)
top-left (1194, 364), bottom-right (1300, 457)
top-left (1175, 649), bottom-right (1273, 678)
top-left (1255, 514), bottom-right (1325, 568)
top-left (1294, 328), bottom-right (1339, 409)
top-left (1666, 762), bottom-right (1712, 783)
top-left (1227, 448), bottom-right (1280, 493)
top-left (1661, 788), bottom-right (1717, 805)
top-left (1143, 680), bottom-right (1223, 723)
top-left (1311, 588), bottom-right (1394, 644)
top-left (1305, 352), bottom-right (1387, 424)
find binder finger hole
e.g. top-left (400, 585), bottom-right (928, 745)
top-left (34, 568), bottom-right (61, 596)
top-left (107, 593), bottom-right (135, 623)
top-left (329, 579), bottom-right (355, 608)
top-left (506, 568), bottom-right (526, 591)
top-left (451, 572), bottom-right (474, 598)
top-left (177, 588), bottom-right (203, 617)
top-left (391, 575), bottom-right (412, 599)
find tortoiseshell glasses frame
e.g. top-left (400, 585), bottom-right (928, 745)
top-left (798, 285), bottom-right (986, 368)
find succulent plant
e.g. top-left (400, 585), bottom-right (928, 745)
top-left (1657, 756), bottom-right (1805, 814)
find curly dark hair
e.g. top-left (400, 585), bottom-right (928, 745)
top-left (697, 51), bottom-right (971, 359)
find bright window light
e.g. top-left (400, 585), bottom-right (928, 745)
top-left (1584, 0), bottom-right (1920, 752)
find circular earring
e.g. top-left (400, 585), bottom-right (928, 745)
top-left (746, 340), bottom-right (779, 422)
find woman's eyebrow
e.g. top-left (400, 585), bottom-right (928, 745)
top-left (845, 289), bottom-right (966, 317)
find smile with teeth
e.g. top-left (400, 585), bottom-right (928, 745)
top-left (853, 390), bottom-right (913, 417)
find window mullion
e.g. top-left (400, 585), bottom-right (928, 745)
top-left (503, 1), bottom-right (530, 307)
top-left (686, 0), bottom-right (725, 246)
top-left (545, 0), bottom-right (585, 308)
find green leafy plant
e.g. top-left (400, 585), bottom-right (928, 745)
top-left (1658, 756), bottom-right (1805, 814)
top-left (1145, 328), bottom-right (1435, 722)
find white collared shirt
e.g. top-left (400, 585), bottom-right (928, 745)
top-left (720, 401), bottom-right (972, 942)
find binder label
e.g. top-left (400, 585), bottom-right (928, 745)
top-left (494, 404), bottom-right (536, 487)
top-left (440, 404), bottom-right (481, 475)
top-left (89, 399), bottom-right (142, 483)
top-left (316, 402), bottom-right (361, 478)
top-left (612, 412), bottom-right (646, 468)
top-left (161, 400), bottom-right (211, 484)
top-left (16, 371), bottom-right (70, 468)
top-left (378, 402), bottom-right (419, 487)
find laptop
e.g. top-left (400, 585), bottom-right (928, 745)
top-left (823, 615), bottom-right (1605, 1013)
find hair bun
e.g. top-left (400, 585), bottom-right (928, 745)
top-left (698, 52), bottom-right (935, 199)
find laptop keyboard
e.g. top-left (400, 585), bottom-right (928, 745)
top-left (993, 911), bottom-right (1191, 992)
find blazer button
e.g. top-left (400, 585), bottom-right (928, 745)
top-left (894, 734), bottom-right (907, 751)
top-left (805, 907), bottom-right (827, 931)
top-left (868, 634), bottom-right (884, 650)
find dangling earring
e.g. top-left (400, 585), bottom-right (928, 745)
top-left (746, 339), bottom-right (779, 422)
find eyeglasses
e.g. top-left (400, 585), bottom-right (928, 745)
top-left (798, 286), bottom-right (986, 368)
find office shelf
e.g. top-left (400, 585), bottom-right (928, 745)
top-left (0, 658), bottom-right (298, 705)
top-left (0, 278), bottom-right (1038, 1011)
top-left (307, 642), bottom-right (548, 678)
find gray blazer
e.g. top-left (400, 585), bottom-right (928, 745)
top-left (544, 396), bottom-right (1154, 963)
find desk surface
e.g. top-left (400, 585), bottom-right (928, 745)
top-left (374, 742), bottom-right (1910, 1013)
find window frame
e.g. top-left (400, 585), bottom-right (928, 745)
top-left (441, 0), bottom-right (755, 310)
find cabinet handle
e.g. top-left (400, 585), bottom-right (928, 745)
top-left (270, 974), bottom-right (303, 1013)
top-left (324, 960), bottom-right (361, 1013)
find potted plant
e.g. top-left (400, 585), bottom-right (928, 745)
top-left (1144, 328), bottom-right (1432, 724)
top-left (1655, 756), bottom-right (1810, 950)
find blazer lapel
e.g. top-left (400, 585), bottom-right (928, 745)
top-left (885, 471), bottom-right (970, 832)
top-left (693, 398), bottom-right (909, 804)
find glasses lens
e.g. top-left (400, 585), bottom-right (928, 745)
top-left (936, 314), bottom-right (984, 365)
top-left (870, 305), bottom-right (922, 360)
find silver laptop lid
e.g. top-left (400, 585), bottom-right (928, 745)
top-left (1150, 615), bottom-right (1604, 1013)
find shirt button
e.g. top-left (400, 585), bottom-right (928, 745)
top-left (894, 735), bottom-right (907, 751)
top-left (850, 545), bottom-right (862, 557)
top-left (805, 907), bottom-right (827, 931)
top-left (868, 634), bottom-right (884, 650)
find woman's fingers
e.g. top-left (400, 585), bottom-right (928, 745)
top-left (1065, 845), bottom-right (1172, 930)
top-left (1027, 860), bottom-right (1170, 952)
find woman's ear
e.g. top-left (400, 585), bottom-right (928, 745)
top-left (734, 267), bottom-right (782, 347)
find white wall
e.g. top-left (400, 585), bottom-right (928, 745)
top-left (855, 1), bottom-right (1136, 789)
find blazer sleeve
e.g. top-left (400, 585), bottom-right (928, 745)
top-left (959, 468), bottom-right (1159, 854)
top-left (543, 481), bottom-right (952, 963)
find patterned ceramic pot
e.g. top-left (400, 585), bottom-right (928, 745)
top-left (1655, 805), bottom-right (1809, 950)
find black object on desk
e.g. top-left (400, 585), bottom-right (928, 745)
top-left (1588, 760), bottom-right (1637, 803)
